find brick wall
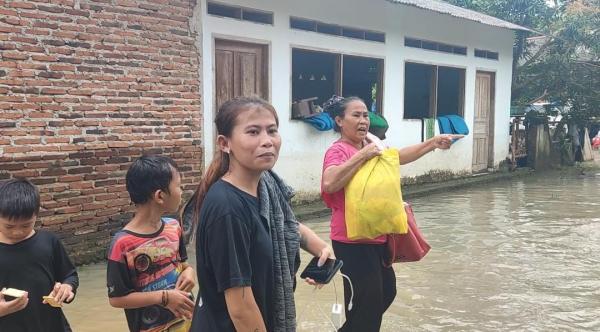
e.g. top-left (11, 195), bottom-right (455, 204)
top-left (0, 0), bottom-right (202, 264)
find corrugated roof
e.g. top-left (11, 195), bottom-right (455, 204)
top-left (387, 0), bottom-right (532, 32)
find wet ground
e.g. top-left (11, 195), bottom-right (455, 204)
top-left (64, 166), bottom-right (600, 331)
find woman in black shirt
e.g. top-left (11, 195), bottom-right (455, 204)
top-left (190, 97), bottom-right (333, 332)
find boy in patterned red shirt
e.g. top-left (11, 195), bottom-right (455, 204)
top-left (107, 155), bottom-right (195, 332)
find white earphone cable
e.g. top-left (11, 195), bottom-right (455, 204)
top-left (340, 273), bottom-right (354, 311)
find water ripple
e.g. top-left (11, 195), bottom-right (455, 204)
top-left (297, 171), bottom-right (600, 331)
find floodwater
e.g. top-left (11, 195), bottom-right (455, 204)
top-left (64, 167), bottom-right (600, 331)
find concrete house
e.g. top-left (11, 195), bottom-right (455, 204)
top-left (0, 0), bottom-right (529, 262)
top-left (198, 0), bottom-right (530, 197)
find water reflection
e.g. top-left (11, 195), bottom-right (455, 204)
top-left (64, 170), bottom-right (600, 331)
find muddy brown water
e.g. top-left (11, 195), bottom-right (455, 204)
top-left (64, 169), bottom-right (600, 331)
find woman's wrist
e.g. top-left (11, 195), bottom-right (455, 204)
top-left (315, 239), bottom-right (329, 257)
top-left (356, 148), bottom-right (370, 162)
top-left (425, 138), bottom-right (437, 152)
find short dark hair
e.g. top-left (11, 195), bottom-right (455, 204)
top-left (126, 155), bottom-right (179, 205)
top-left (0, 178), bottom-right (40, 221)
top-left (323, 95), bottom-right (364, 132)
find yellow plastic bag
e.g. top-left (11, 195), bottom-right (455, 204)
top-left (345, 149), bottom-right (408, 240)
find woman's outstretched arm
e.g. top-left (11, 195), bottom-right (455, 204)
top-left (398, 134), bottom-right (463, 165)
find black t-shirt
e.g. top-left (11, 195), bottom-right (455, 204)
top-left (0, 230), bottom-right (79, 332)
top-left (191, 180), bottom-right (274, 332)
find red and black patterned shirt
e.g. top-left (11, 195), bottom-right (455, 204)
top-left (106, 218), bottom-right (188, 332)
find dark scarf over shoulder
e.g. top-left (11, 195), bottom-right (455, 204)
top-left (258, 170), bottom-right (300, 332)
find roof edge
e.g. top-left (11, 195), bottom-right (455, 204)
top-left (386, 0), bottom-right (533, 32)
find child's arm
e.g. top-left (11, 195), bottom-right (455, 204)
top-left (108, 290), bottom-right (161, 309)
top-left (0, 289), bottom-right (29, 317)
top-left (175, 263), bottom-right (196, 292)
top-left (51, 235), bottom-right (79, 305)
top-left (175, 227), bottom-right (196, 293)
top-left (109, 290), bottom-right (195, 320)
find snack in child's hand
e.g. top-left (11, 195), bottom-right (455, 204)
top-left (42, 295), bottom-right (62, 308)
top-left (1, 288), bottom-right (26, 300)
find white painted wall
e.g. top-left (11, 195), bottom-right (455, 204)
top-left (198, 0), bottom-right (515, 194)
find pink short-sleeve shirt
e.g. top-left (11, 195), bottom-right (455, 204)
top-left (321, 140), bottom-right (386, 244)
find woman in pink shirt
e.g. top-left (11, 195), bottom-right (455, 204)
top-left (321, 96), bottom-right (460, 331)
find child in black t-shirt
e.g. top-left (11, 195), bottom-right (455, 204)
top-left (0, 178), bottom-right (79, 332)
top-left (107, 155), bottom-right (195, 332)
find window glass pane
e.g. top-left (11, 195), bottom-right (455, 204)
top-left (404, 38), bottom-right (421, 48)
top-left (404, 62), bottom-right (433, 119)
top-left (290, 17), bottom-right (316, 31)
top-left (292, 49), bottom-right (338, 106)
top-left (474, 49), bottom-right (486, 58)
top-left (487, 51), bottom-right (499, 60)
top-left (437, 66), bottom-right (465, 116)
top-left (291, 17), bottom-right (384, 43)
top-left (422, 41), bottom-right (437, 51)
top-left (438, 43), bottom-right (453, 53)
top-left (453, 46), bottom-right (467, 55)
top-left (342, 28), bottom-right (365, 40)
top-left (365, 32), bottom-right (385, 43)
top-left (316, 22), bottom-right (341, 36)
top-left (207, 2), bottom-right (241, 19)
top-left (242, 9), bottom-right (273, 24)
top-left (342, 55), bottom-right (382, 112)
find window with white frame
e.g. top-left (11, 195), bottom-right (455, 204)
top-left (291, 48), bottom-right (384, 118)
top-left (404, 62), bottom-right (465, 119)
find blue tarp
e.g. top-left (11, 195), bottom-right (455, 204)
top-left (302, 112), bottom-right (334, 131)
top-left (438, 116), bottom-right (453, 134)
top-left (446, 115), bottom-right (469, 135)
top-left (437, 115), bottom-right (469, 135)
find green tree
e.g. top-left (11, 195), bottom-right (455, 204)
top-left (446, 0), bottom-right (600, 124)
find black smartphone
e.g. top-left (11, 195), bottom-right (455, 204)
top-left (300, 257), bottom-right (343, 284)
